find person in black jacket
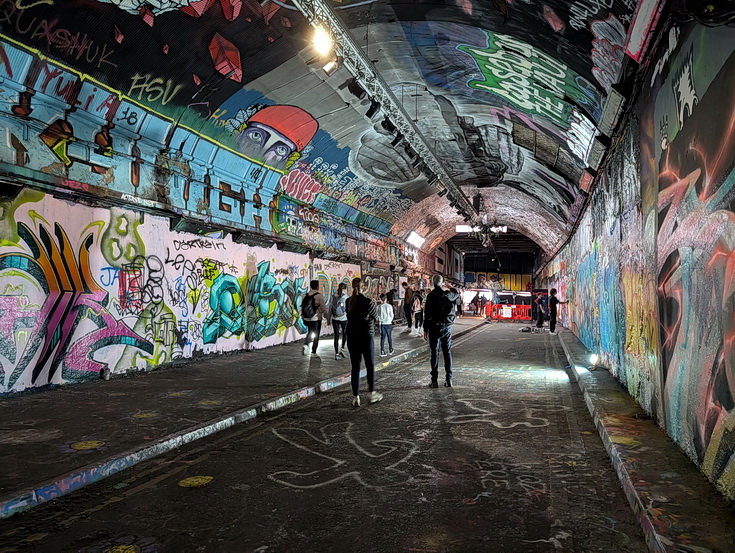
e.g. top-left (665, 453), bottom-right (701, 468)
top-left (423, 274), bottom-right (459, 388)
top-left (347, 277), bottom-right (383, 407)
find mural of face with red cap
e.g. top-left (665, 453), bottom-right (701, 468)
top-left (237, 105), bottom-right (319, 171)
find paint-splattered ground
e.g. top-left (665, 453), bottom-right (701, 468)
top-left (0, 324), bottom-right (647, 552)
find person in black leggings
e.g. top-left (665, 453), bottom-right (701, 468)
top-left (346, 277), bottom-right (383, 407)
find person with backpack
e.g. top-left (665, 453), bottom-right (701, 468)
top-left (347, 277), bottom-right (383, 407)
top-left (301, 280), bottom-right (326, 356)
top-left (330, 282), bottom-right (349, 360)
top-left (411, 291), bottom-right (424, 336)
top-left (423, 274), bottom-right (459, 388)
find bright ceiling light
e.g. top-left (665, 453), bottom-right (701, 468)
top-left (455, 225), bottom-right (480, 233)
top-left (313, 27), bottom-right (333, 56)
top-left (407, 231), bottom-right (425, 248)
top-left (590, 354), bottom-right (599, 365)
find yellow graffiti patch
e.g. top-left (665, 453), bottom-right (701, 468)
top-left (197, 400), bottom-right (222, 406)
top-left (610, 435), bottom-right (641, 447)
top-left (178, 476), bottom-right (214, 488)
top-left (105, 546), bottom-right (140, 553)
top-left (132, 412), bottom-right (157, 419)
top-left (70, 440), bottom-right (105, 450)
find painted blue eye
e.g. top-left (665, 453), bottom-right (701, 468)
top-left (245, 129), bottom-right (264, 144)
top-left (273, 145), bottom-right (290, 158)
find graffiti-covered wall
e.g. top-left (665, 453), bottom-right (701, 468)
top-left (0, 191), bottom-right (359, 394)
top-left (543, 20), bottom-right (735, 499)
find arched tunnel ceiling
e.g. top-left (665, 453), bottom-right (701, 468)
top-left (0, 0), bottom-right (634, 254)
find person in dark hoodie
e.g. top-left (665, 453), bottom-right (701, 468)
top-left (423, 274), bottom-right (459, 388)
top-left (347, 277), bottom-right (383, 407)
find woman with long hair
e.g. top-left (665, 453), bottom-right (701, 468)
top-left (346, 277), bottom-right (383, 407)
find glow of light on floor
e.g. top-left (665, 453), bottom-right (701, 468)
top-left (543, 369), bottom-right (572, 382)
top-left (575, 365), bottom-right (590, 374)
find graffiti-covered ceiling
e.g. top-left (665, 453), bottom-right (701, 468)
top-left (0, 0), bottom-right (634, 254)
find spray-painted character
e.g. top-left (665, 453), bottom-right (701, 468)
top-left (235, 105), bottom-right (319, 171)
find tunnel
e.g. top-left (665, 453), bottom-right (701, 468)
top-left (0, 0), bottom-right (734, 550)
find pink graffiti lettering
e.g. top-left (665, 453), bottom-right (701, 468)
top-left (279, 168), bottom-right (322, 204)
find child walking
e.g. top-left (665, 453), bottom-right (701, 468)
top-left (377, 293), bottom-right (395, 356)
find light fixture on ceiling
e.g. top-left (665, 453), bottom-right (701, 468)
top-left (391, 132), bottom-right (403, 147)
top-left (365, 99), bottom-right (381, 119)
top-left (347, 78), bottom-right (367, 100)
top-left (437, 188), bottom-right (448, 197)
top-left (404, 145), bottom-right (416, 159)
top-left (411, 157), bottom-right (423, 169)
top-left (322, 57), bottom-right (341, 76)
top-left (381, 118), bottom-right (396, 134)
top-left (313, 27), bottom-right (334, 57)
top-left (426, 174), bottom-right (438, 186)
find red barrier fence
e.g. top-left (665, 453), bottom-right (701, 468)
top-left (487, 303), bottom-right (532, 321)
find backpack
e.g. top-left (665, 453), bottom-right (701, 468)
top-left (438, 292), bottom-right (455, 321)
top-left (332, 294), bottom-right (346, 317)
top-left (412, 296), bottom-right (422, 313)
top-left (301, 293), bottom-right (317, 319)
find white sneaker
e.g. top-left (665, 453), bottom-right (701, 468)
top-left (380, 351), bottom-right (386, 357)
top-left (339, 350), bottom-right (346, 358)
top-left (550, 331), bottom-right (557, 335)
top-left (367, 391), bottom-right (383, 404)
top-left (302, 345), bottom-right (310, 355)
top-left (352, 396), bottom-right (360, 407)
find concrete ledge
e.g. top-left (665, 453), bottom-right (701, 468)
top-left (0, 319), bottom-right (487, 520)
top-left (557, 331), bottom-right (735, 553)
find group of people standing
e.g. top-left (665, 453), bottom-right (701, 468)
top-left (301, 275), bottom-right (460, 407)
top-left (533, 288), bottom-right (569, 335)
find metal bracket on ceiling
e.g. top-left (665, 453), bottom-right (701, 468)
top-left (290, 0), bottom-right (478, 221)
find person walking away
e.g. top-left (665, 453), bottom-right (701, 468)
top-left (402, 281), bottom-right (414, 331)
top-left (423, 274), bottom-right (459, 388)
top-left (548, 288), bottom-right (569, 335)
top-left (455, 290), bottom-right (463, 318)
top-left (347, 277), bottom-right (383, 407)
top-left (331, 282), bottom-right (348, 360)
top-left (534, 292), bottom-right (545, 331)
top-left (479, 295), bottom-right (487, 316)
top-left (377, 293), bottom-right (395, 356)
top-left (302, 280), bottom-right (326, 356)
top-left (411, 291), bottom-right (424, 336)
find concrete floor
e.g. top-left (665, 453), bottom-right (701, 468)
top-left (0, 323), bottom-right (648, 552)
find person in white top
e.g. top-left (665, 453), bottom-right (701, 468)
top-left (377, 293), bottom-right (395, 356)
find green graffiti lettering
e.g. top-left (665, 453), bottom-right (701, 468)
top-left (458, 30), bottom-right (590, 128)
